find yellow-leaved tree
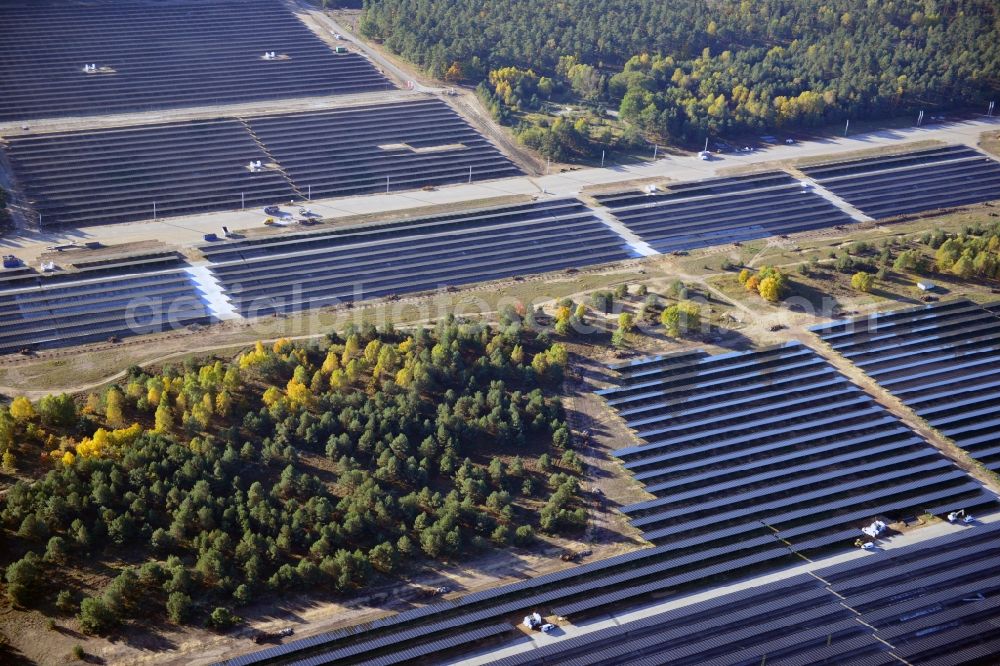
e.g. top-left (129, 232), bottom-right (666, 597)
top-left (9, 396), bottom-right (35, 422)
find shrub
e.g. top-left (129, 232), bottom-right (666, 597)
top-left (56, 589), bottom-right (75, 614)
top-left (588, 291), bottom-right (613, 313)
top-left (78, 597), bottom-right (117, 634)
top-left (208, 606), bottom-right (238, 630)
top-left (514, 525), bottom-right (535, 546)
top-left (851, 271), bottom-right (875, 292)
top-left (491, 524), bottom-right (511, 545)
top-left (5, 552), bottom-right (41, 607)
top-left (661, 301), bottom-right (701, 337)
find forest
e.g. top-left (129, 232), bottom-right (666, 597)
top-left (359, 0), bottom-right (1000, 152)
top-left (0, 316), bottom-right (586, 633)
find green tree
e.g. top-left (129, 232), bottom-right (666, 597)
top-left (78, 597), bottom-right (117, 634)
top-left (166, 592), bottom-right (193, 624)
top-left (37, 394), bottom-right (77, 428)
top-left (44, 535), bottom-right (69, 564)
top-left (208, 606), bottom-right (238, 629)
top-left (5, 552), bottom-right (41, 607)
top-left (951, 253), bottom-right (976, 279)
top-left (369, 542), bottom-right (397, 574)
top-left (894, 249), bottom-right (927, 273)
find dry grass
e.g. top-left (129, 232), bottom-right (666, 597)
top-left (979, 130), bottom-right (1000, 159)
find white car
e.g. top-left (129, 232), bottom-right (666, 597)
top-left (540, 623), bottom-right (556, 633)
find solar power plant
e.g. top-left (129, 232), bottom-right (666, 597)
top-left (801, 145), bottom-right (1000, 219)
top-left (3, 118), bottom-right (295, 227)
top-left (244, 99), bottom-right (523, 199)
top-left (594, 172), bottom-right (855, 253)
top-left (490, 521), bottom-right (1000, 666)
top-left (812, 298), bottom-right (1000, 472)
top-left (2, 99), bottom-right (521, 227)
top-left (599, 341), bottom-right (996, 556)
top-left (0, 254), bottom-right (211, 354)
top-left (199, 199), bottom-right (633, 317)
top-left (0, 0), bottom-right (391, 121)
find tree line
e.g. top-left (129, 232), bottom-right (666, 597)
top-left (359, 0), bottom-right (1000, 148)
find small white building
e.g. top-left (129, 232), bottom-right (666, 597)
top-left (917, 281), bottom-right (936, 291)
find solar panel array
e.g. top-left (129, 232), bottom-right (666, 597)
top-left (594, 172), bottom-right (855, 253)
top-left (812, 299), bottom-right (1000, 473)
top-left (491, 521), bottom-right (1000, 666)
top-left (0, 255), bottom-right (211, 354)
top-left (600, 341), bottom-right (995, 556)
top-left (0, 0), bottom-right (391, 121)
top-left (246, 99), bottom-right (523, 200)
top-left (4, 118), bottom-right (292, 227)
top-left (818, 520), bottom-right (1000, 665)
top-left (2, 100), bottom-right (521, 227)
top-left (802, 145), bottom-right (1000, 219)
top-left (199, 199), bottom-right (633, 317)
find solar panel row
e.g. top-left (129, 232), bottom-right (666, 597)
top-left (596, 172), bottom-right (855, 253)
top-left (0, 0), bottom-right (391, 120)
top-left (3, 99), bottom-right (521, 227)
top-left (802, 146), bottom-right (1000, 219)
top-left (200, 199), bottom-right (633, 317)
top-left (498, 579), bottom-right (873, 666)
top-left (0, 256), bottom-right (211, 354)
top-left (286, 623), bottom-right (515, 666)
top-left (812, 298), bottom-right (1000, 471)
